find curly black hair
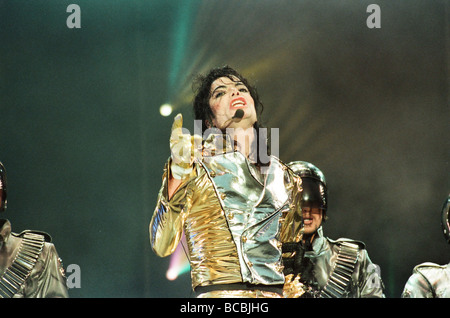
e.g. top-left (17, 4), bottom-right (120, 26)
top-left (192, 66), bottom-right (270, 166)
top-left (192, 65), bottom-right (265, 133)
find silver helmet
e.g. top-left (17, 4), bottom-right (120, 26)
top-left (0, 162), bottom-right (7, 212)
top-left (287, 161), bottom-right (327, 215)
top-left (442, 195), bottom-right (450, 244)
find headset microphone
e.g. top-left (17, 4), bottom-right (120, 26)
top-left (232, 109), bottom-right (244, 119)
top-left (223, 109), bottom-right (245, 129)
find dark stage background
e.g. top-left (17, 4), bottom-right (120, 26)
top-left (0, 0), bottom-right (448, 298)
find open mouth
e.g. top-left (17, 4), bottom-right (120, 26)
top-left (230, 97), bottom-right (246, 109)
top-left (303, 218), bottom-right (313, 225)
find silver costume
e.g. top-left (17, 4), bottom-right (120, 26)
top-left (0, 220), bottom-right (68, 298)
top-left (0, 162), bottom-right (68, 298)
top-left (282, 161), bottom-right (385, 298)
top-left (290, 226), bottom-right (385, 298)
top-left (150, 134), bottom-right (303, 297)
top-left (402, 195), bottom-right (450, 298)
top-left (402, 262), bottom-right (450, 298)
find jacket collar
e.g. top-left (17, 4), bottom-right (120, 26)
top-left (306, 226), bottom-right (327, 256)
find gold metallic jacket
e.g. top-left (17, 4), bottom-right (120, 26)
top-left (0, 219), bottom-right (68, 298)
top-left (150, 134), bottom-right (303, 294)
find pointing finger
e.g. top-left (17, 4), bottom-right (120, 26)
top-left (171, 113), bottom-right (183, 133)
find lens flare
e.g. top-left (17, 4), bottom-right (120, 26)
top-left (160, 104), bottom-right (173, 117)
top-left (166, 238), bottom-right (190, 281)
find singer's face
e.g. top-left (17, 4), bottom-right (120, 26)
top-left (302, 206), bottom-right (323, 236)
top-left (208, 76), bottom-right (257, 130)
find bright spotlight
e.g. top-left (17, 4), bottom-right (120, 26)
top-left (166, 268), bottom-right (178, 281)
top-left (160, 104), bottom-right (173, 117)
top-left (166, 239), bottom-right (190, 281)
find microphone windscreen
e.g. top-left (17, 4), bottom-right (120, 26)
top-left (233, 109), bottom-right (244, 119)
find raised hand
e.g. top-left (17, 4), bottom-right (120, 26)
top-left (170, 113), bottom-right (202, 180)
